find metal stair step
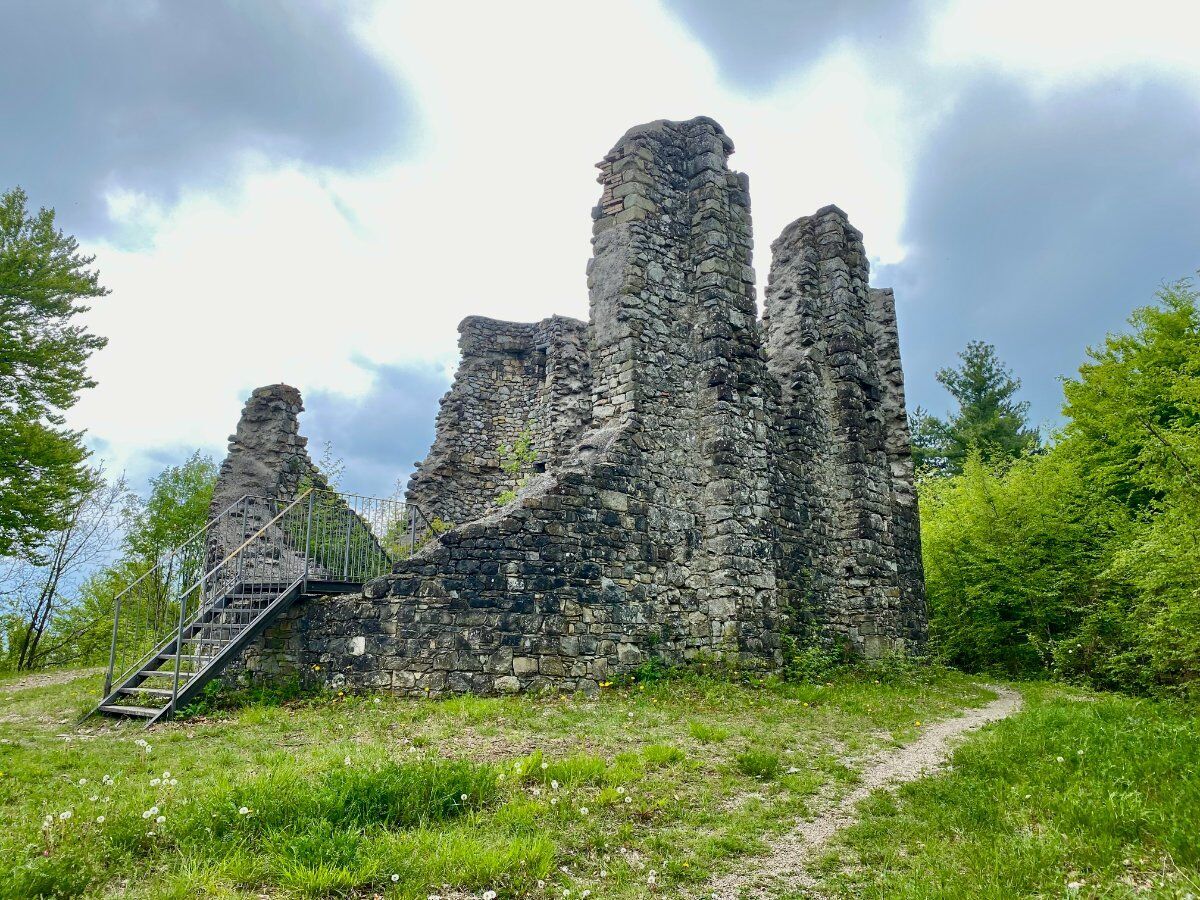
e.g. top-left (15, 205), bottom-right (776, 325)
top-left (120, 686), bottom-right (173, 698)
top-left (99, 704), bottom-right (162, 718)
top-left (157, 654), bottom-right (213, 666)
top-left (139, 668), bottom-right (192, 679)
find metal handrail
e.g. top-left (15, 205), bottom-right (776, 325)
top-left (164, 489), bottom-right (315, 712)
top-left (102, 493), bottom-right (257, 695)
top-left (98, 487), bottom-right (438, 717)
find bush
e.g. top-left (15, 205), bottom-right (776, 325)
top-left (734, 748), bottom-right (780, 780)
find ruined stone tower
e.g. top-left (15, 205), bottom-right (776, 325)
top-left (231, 117), bottom-right (927, 694)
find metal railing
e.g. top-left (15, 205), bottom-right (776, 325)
top-left (102, 489), bottom-right (434, 708)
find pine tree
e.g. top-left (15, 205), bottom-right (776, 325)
top-left (911, 340), bottom-right (1040, 474)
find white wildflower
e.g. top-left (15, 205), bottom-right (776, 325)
top-left (89, 795), bottom-right (98, 802)
top-left (391, 873), bottom-right (400, 882)
top-left (624, 796), bottom-right (632, 804)
top-left (1056, 756), bottom-right (1065, 763)
top-left (461, 793), bottom-right (468, 801)
top-left (78, 778), bottom-right (87, 785)
top-left (483, 892), bottom-right (497, 900)
top-left (142, 810), bottom-right (152, 819)
top-left (59, 810), bottom-right (72, 821)
top-left (551, 779), bottom-right (560, 790)
top-left (616, 786), bottom-right (625, 795)
top-left (156, 815), bottom-right (166, 824)
top-left (541, 761), bottom-right (549, 770)
top-left (579, 807), bottom-right (589, 815)
top-left (238, 806), bottom-right (250, 815)
top-left (96, 816), bottom-right (105, 824)
top-left (550, 797), bottom-right (559, 805)
top-left (170, 778), bottom-right (178, 786)
top-left (150, 778), bottom-right (161, 786)
top-left (344, 756), bottom-right (352, 766)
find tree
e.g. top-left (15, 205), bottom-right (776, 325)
top-left (0, 187), bottom-right (109, 559)
top-left (919, 279), bottom-right (1200, 696)
top-left (911, 340), bottom-right (1040, 474)
top-left (0, 472), bottom-right (132, 670)
top-left (124, 452), bottom-right (218, 563)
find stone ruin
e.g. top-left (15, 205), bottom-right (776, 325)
top-left (228, 116), bottom-right (928, 695)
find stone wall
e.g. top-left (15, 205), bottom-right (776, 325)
top-left (209, 384), bottom-right (317, 518)
top-left (764, 207), bottom-right (926, 652)
top-left (232, 117), bottom-right (928, 696)
top-left (405, 315), bottom-right (591, 527)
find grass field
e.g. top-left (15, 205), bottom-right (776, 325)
top-left (0, 668), bottom-right (1195, 899)
top-left (1, 665), bottom-right (991, 899)
top-left (811, 684), bottom-right (1200, 899)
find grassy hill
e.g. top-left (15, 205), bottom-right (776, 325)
top-left (0, 668), bottom-right (1196, 898)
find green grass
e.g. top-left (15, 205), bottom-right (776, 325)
top-left (811, 683), bottom-right (1200, 898)
top-left (0, 665), bottom-right (993, 898)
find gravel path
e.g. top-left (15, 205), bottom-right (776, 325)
top-left (1, 667), bottom-right (101, 695)
top-left (703, 685), bottom-right (1023, 899)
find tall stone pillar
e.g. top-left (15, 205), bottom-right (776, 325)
top-left (209, 384), bottom-right (315, 519)
top-left (765, 206), bottom-right (904, 655)
top-left (588, 117), bottom-right (780, 660)
top-left (868, 288), bottom-right (928, 647)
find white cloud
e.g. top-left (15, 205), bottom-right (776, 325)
top-left (929, 0), bottom-right (1200, 90)
top-left (70, 0), bottom-right (931, 489)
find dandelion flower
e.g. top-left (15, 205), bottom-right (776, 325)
top-left (391, 873), bottom-right (400, 882)
top-left (142, 810), bottom-right (152, 819)
top-left (616, 786), bottom-right (625, 795)
top-left (238, 806), bottom-right (250, 815)
top-left (162, 771), bottom-right (171, 779)
top-left (96, 816), bottom-right (105, 824)
top-left (460, 793), bottom-right (468, 801)
top-left (551, 779), bottom-right (560, 790)
top-left (170, 778), bottom-right (178, 786)
top-left (78, 778), bottom-right (87, 785)
top-left (483, 892), bottom-right (497, 900)
top-left (579, 807), bottom-right (589, 815)
top-left (156, 815), bottom-right (166, 824)
top-left (624, 796), bottom-right (632, 804)
top-left (150, 778), bottom-right (161, 786)
top-left (59, 810), bottom-right (72, 820)
top-left (150, 806), bottom-right (158, 815)
top-left (89, 795), bottom-right (98, 801)
top-left (344, 756), bottom-right (352, 766)
top-left (550, 797), bottom-right (558, 805)
top-left (1056, 756), bottom-right (1065, 763)
top-left (541, 762), bottom-right (549, 770)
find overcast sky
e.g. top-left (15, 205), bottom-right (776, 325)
top-left (5, 0), bottom-right (1199, 497)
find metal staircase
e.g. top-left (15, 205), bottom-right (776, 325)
top-left (90, 488), bottom-right (427, 726)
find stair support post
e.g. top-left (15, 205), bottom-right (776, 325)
top-left (104, 590), bottom-right (122, 697)
top-left (303, 491), bottom-right (315, 591)
top-left (169, 587), bottom-right (190, 716)
top-left (341, 506), bottom-right (353, 580)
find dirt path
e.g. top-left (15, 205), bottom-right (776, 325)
top-left (704, 685), bottom-right (1023, 899)
top-left (0, 667), bottom-right (101, 695)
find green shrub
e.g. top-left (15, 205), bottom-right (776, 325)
top-left (734, 748), bottom-right (780, 780)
